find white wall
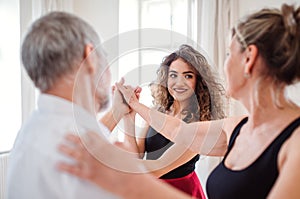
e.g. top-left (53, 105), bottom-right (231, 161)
top-left (72, 0), bottom-right (120, 87)
top-left (238, 0), bottom-right (300, 18)
top-left (73, 0), bottom-right (119, 41)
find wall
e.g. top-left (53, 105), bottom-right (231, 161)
top-left (72, 0), bottom-right (120, 87)
top-left (73, 0), bottom-right (119, 41)
top-left (0, 153), bottom-right (9, 199)
top-left (238, 0), bottom-right (299, 18)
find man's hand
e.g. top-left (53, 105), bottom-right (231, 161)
top-left (112, 82), bottom-right (142, 121)
top-left (115, 78), bottom-right (140, 107)
top-left (111, 85), bottom-right (130, 120)
top-left (101, 79), bottom-right (142, 132)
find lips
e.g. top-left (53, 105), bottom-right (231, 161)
top-left (173, 88), bottom-right (188, 93)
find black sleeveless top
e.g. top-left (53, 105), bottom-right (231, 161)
top-left (206, 117), bottom-right (300, 199)
top-left (145, 127), bottom-right (199, 179)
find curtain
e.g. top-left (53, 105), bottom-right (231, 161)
top-left (0, 152), bottom-right (9, 199)
top-left (19, 0), bottom-right (73, 123)
top-left (197, 0), bottom-right (239, 77)
top-left (194, 0), bottom-right (241, 195)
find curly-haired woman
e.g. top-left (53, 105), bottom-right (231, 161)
top-left (121, 44), bottom-right (225, 198)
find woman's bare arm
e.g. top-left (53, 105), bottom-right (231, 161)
top-left (135, 124), bottom-right (149, 158)
top-left (100, 87), bottom-right (130, 131)
top-left (101, 86), bottom-right (142, 132)
top-left (121, 114), bottom-right (140, 155)
top-left (57, 133), bottom-right (191, 199)
top-left (143, 143), bottom-right (199, 177)
top-left (116, 80), bottom-right (245, 156)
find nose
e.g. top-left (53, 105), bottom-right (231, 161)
top-left (175, 75), bottom-right (186, 85)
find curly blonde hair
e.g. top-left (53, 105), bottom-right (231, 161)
top-left (150, 44), bottom-right (225, 123)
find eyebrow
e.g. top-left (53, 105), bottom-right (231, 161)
top-left (169, 70), bottom-right (195, 74)
top-left (183, 71), bottom-right (195, 74)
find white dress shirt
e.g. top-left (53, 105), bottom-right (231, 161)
top-left (7, 94), bottom-right (119, 199)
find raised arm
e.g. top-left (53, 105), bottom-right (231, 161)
top-left (100, 85), bottom-right (142, 132)
top-left (134, 123), bottom-right (150, 159)
top-left (116, 81), bottom-right (243, 156)
top-left (121, 113), bottom-right (140, 155)
top-left (100, 108), bottom-right (124, 132)
top-left (100, 86), bottom-right (130, 131)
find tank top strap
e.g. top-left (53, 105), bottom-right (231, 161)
top-left (224, 117), bottom-right (248, 158)
top-left (224, 116), bottom-right (300, 159)
top-left (273, 116), bottom-right (300, 145)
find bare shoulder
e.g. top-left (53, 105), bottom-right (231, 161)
top-left (286, 125), bottom-right (300, 154)
top-left (269, 124), bottom-right (300, 198)
top-left (279, 124), bottom-right (300, 167)
top-left (222, 115), bottom-right (247, 140)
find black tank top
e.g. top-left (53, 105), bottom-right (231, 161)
top-left (145, 127), bottom-right (199, 179)
top-left (206, 117), bottom-right (300, 199)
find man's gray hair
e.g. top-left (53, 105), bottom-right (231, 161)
top-left (21, 11), bottom-right (103, 91)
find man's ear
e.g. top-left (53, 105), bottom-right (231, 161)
top-left (244, 44), bottom-right (258, 75)
top-left (83, 44), bottom-right (96, 74)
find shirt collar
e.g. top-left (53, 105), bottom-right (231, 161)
top-left (37, 94), bottom-right (110, 138)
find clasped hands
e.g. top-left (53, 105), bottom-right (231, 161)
top-left (112, 78), bottom-right (142, 120)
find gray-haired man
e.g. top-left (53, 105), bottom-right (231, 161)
top-left (7, 12), bottom-right (126, 199)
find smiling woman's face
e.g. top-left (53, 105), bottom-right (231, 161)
top-left (167, 58), bottom-right (197, 103)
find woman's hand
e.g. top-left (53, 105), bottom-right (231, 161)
top-left (57, 134), bottom-right (128, 196)
top-left (112, 78), bottom-right (142, 119)
top-left (57, 134), bottom-right (100, 181)
top-left (115, 78), bottom-right (140, 107)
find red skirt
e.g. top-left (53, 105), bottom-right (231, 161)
top-left (162, 171), bottom-right (206, 199)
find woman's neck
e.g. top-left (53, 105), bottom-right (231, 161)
top-left (244, 84), bottom-right (300, 129)
top-left (169, 100), bottom-right (189, 117)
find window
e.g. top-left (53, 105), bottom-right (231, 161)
top-left (114, 0), bottom-right (196, 140)
top-left (118, 0), bottom-right (196, 104)
top-left (0, 0), bottom-right (21, 152)
top-left (0, 1), bottom-right (198, 148)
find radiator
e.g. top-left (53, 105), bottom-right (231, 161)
top-left (0, 152), bottom-right (8, 199)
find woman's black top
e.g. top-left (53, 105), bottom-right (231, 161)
top-left (206, 117), bottom-right (300, 199)
top-left (145, 126), bottom-right (199, 179)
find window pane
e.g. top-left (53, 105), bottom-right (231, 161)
top-left (141, 0), bottom-right (171, 29)
top-left (0, 0), bottom-right (21, 152)
top-left (172, 0), bottom-right (188, 36)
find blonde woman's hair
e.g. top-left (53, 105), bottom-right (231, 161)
top-left (233, 4), bottom-right (300, 85)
